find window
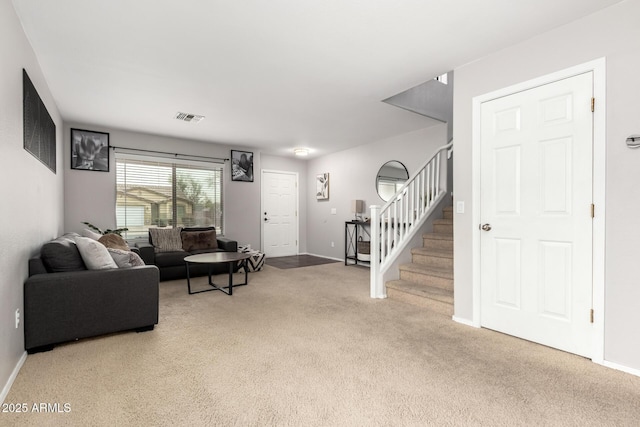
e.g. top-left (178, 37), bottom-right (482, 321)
top-left (116, 154), bottom-right (224, 239)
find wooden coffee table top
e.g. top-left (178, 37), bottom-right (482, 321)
top-left (184, 252), bottom-right (250, 264)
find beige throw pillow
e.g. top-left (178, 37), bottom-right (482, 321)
top-left (75, 236), bottom-right (118, 270)
top-left (107, 248), bottom-right (145, 268)
top-left (99, 233), bottom-right (130, 251)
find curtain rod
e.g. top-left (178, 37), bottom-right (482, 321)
top-left (111, 146), bottom-right (229, 162)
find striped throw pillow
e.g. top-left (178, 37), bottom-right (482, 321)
top-left (149, 227), bottom-right (184, 252)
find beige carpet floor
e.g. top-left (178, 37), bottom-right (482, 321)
top-left (3, 263), bottom-right (640, 426)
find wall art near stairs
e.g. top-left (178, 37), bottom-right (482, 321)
top-left (316, 173), bottom-right (329, 200)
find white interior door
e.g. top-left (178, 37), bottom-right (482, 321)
top-left (261, 170), bottom-right (298, 257)
top-left (480, 72), bottom-right (594, 358)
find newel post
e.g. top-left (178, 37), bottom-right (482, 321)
top-left (369, 205), bottom-right (383, 298)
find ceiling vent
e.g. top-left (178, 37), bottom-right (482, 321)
top-left (175, 112), bottom-right (205, 123)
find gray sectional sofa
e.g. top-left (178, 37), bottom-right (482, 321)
top-left (24, 234), bottom-right (159, 354)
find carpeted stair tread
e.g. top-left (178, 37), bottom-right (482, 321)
top-left (423, 232), bottom-right (453, 241)
top-left (386, 280), bottom-right (454, 304)
top-left (433, 218), bottom-right (453, 225)
top-left (399, 262), bottom-right (453, 280)
top-left (442, 206), bottom-right (453, 219)
top-left (411, 246), bottom-right (453, 259)
top-left (387, 205), bottom-right (455, 313)
top-left (432, 218), bottom-right (453, 234)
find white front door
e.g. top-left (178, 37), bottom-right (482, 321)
top-left (480, 72), bottom-right (594, 357)
top-left (261, 170), bottom-right (298, 257)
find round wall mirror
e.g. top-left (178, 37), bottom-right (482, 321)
top-left (376, 160), bottom-right (409, 201)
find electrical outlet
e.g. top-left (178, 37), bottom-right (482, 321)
top-left (15, 309), bottom-right (20, 329)
top-left (331, 241), bottom-right (335, 248)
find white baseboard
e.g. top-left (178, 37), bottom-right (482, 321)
top-left (602, 360), bottom-right (640, 378)
top-left (452, 316), bottom-right (478, 328)
top-left (0, 351), bottom-right (27, 404)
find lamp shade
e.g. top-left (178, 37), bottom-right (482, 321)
top-left (351, 199), bottom-right (365, 214)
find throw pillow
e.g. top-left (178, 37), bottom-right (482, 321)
top-left (40, 234), bottom-right (87, 272)
top-left (75, 236), bottom-right (118, 270)
top-left (181, 229), bottom-right (218, 252)
top-left (99, 233), bottom-right (130, 251)
top-left (107, 248), bottom-right (145, 268)
top-left (81, 228), bottom-right (103, 241)
top-left (149, 227), bottom-right (184, 252)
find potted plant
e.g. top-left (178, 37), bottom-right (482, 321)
top-left (82, 222), bottom-right (128, 236)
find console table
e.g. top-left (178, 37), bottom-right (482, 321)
top-left (344, 220), bottom-right (370, 266)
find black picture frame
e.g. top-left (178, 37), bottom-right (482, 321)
top-left (23, 69), bottom-right (56, 173)
top-left (70, 128), bottom-right (110, 172)
top-left (231, 150), bottom-right (254, 182)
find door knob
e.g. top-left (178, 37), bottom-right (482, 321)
top-left (264, 217), bottom-right (269, 222)
top-left (481, 224), bottom-right (492, 231)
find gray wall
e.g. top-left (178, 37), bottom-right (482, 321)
top-left (383, 71), bottom-right (454, 141)
top-left (64, 125), bottom-right (262, 250)
top-left (63, 121), bottom-right (446, 263)
top-left (63, 120), bottom-right (448, 263)
top-left (453, 0), bottom-right (640, 370)
top-left (0, 0), bottom-right (64, 399)
top-left (306, 123), bottom-right (447, 259)
top-left (261, 154), bottom-right (309, 253)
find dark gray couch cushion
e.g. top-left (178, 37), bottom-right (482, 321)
top-left (154, 251), bottom-right (188, 268)
top-left (41, 234), bottom-right (86, 273)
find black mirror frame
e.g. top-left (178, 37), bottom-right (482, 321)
top-left (376, 160), bottom-right (409, 202)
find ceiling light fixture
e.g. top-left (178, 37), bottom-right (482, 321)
top-left (294, 148), bottom-right (309, 156)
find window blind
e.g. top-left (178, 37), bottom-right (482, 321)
top-left (115, 154), bottom-right (224, 239)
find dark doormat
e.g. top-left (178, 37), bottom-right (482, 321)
top-left (266, 255), bottom-right (340, 269)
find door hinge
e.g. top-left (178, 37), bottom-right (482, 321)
top-left (590, 204), bottom-right (595, 218)
top-left (590, 309), bottom-right (595, 323)
top-left (591, 97), bottom-right (595, 112)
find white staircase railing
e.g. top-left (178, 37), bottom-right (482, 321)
top-left (370, 141), bottom-right (453, 298)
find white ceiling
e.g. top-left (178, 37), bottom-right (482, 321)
top-left (13, 0), bottom-right (620, 158)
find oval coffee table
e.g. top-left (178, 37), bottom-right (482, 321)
top-left (184, 252), bottom-right (251, 295)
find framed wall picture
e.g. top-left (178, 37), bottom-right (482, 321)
top-left (316, 173), bottom-right (329, 200)
top-left (71, 128), bottom-right (110, 171)
top-left (231, 150), bottom-right (254, 182)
